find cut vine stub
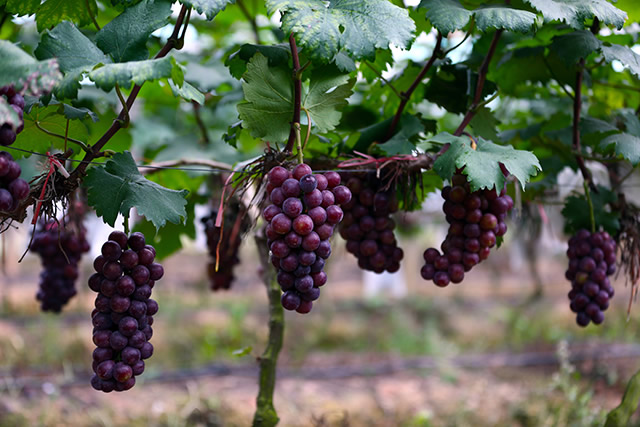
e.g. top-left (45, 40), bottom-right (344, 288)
top-left (263, 163), bottom-right (352, 314)
top-left (421, 172), bottom-right (513, 287)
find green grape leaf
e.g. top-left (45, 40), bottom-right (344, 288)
top-left (225, 43), bottom-right (291, 79)
top-left (178, 0), bottom-right (235, 20)
top-left (523, 0), bottom-right (627, 30)
top-left (237, 54), bottom-right (354, 141)
top-left (620, 110), bottom-right (640, 137)
top-left (13, 104), bottom-right (89, 159)
top-left (562, 186), bottom-right (620, 235)
top-left (550, 30), bottom-right (600, 65)
top-left (420, 0), bottom-right (537, 34)
top-left (303, 66), bottom-right (355, 134)
top-left (84, 151), bottom-right (189, 230)
top-left (601, 43), bottom-right (640, 78)
top-left (0, 40), bottom-right (63, 93)
top-left (132, 170), bottom-right (203, 259)
top-left (599, 133), bottom-right (640, 166)
top-left (168, 80), bottom-right (205, 104)
top-left (267, 0), bottom-right (415, 62)
top-left (88, 56), bottom-right (178, 91)
top-left (96, 0), bottom-right (173, 63)
top-left (35, 21), bottom-right (112, 99)
top-left (3, 0), bottom-right (41, 16)
top-left (376, 114), bottom-right (423, 156)
top-left (62, 104), bottom-right (99, 121)
top-left (469, 107), bottom-right (500, 142)
top-left (236, 53), bottom-right (293, 142)
top-left (36, 0), bottom-right (99, 32)
top-left (433, 133), bottom-right (541, 190)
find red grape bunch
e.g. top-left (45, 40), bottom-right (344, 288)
top-left (0, 86), bottom-right (25, 146)
top-left (30, 221), bottom-right (90, 312)
top-left (338, 172), bottom-right (403, 273)
top-left (0, 151), bottom-right (30, 212)
top-left (421, 172), bottom-right (513, 287)
top-left (264, 163), bottom-right (352, 314)
top-left (202, 201), bottom-right (249, 291)
top-left (88, 231), bottom-right (162, 392)
top-left (566, 229), bottom-right (616, 327)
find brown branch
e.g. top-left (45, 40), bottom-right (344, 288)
top-left (284, 33), bottom-right (302, 153)
top-left (67, 5), bottom-right (190, 182)
top-left (142, 158), bottom-right (233, 175)
top-left (453, 29), bottom-right (503, 137)
top-left (385, 32), bottom-right (443, 140)
top-left (573, 58), bottom-right (597, 193)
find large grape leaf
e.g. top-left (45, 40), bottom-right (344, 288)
top-left (303, 66), bottom-right (355, 133)
top-left (96, 0), bottom-right (173, 63)
top-left (550, 30), bottom-right (600, 65)
top-left (1, 0), bottom-right (41, 16)
top-left (523, 0), bottom-right (626, 30)
top-left (266, 0), bottom-right (415, 62)
top-left (376, 115), bottom-right (424, 156)
top-left (598, 133), bottom-right (640, 166)
top-left (600, 43), bottom-right (640, 78)
top-left (88, 56), bottom-right (179, 91)
top-left (562, 186), bottom-right (619, 235)
top-left (236, 54), bottom-right (293, 142)
top-left (225, 43), bottom-right (291, 80)
top-left (420, 0), bottom-right (537, 34)
top-left (237, 54), bottom-right (353, 142)
top-left (35, 0), bottom-right (99, 32)
top-left (432, 133), bottom-right (541, 191)
top-left (178, 0), bottom-right (235, 20)
top-left (0, 41), bottom-right (63, 93)
top-left (35, 22), bottom-right (112, 99)
top-left (84, 151), bottom-right (189, 230)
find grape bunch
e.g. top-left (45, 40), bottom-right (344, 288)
top-left (202, 201), bottom-right (249, 291)
top-left (566, 229), bottom-right (616, 327)
top-left (0, 151), bottom-right (30, 212)
top-left (421, 172), bottom-right (513, 287)
top-left (337, 173), bottom-right (403, 273)
top-left (30, 221), bottom-right (90, 312)
top-left (0, 86), bottom-right (25, 146)
top-left (88, 231), bottom-right (162, 392)
top-left (264, 163), bottom-right (352, 314)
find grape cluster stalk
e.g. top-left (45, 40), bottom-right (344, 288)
top-left (0, 151), bottom-right (30, 212)
top-left (88, 231), bottom-right (162, 392)
top-left (421, 172), bottom-right (513, 287)
top-left (0, 86), bottom-right (25, 146)
top-left (264, 164), bottom-right (352, 314)
top-left (338, 172), bottom-right (403, 273)
top-left (202, 201), bottom-right (248, 291)
top-left (30, 221), bottom-right (90, 312)
top-left (566, 229), bottom-right (616, 327)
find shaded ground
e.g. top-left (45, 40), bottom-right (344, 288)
top-left (1, 236), bottom-right (639, 426)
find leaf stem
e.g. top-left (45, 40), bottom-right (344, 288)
top-left (362, 61), bottom-right (402, 99)
top-left (285, 33), bottom-right (302, 154)
top-left (192, 100), bottom-right (209, 144)
top-left (443, 20), bottom-right (474, 56)
top-left (386, 32), bottom-right (443, 140)
top-left (237, 0), bottom-right (260, 44)
top-left (542, 56), bottom-right (574, 100)
top-left (123, 215), bottom-right (130, 235)
top-left (295, 122), bottom-right (303, 164)
top-left (34, 121), bottom-right (90, 153)
top-left (252, 232), bottom-right (284, 427)
top-left (85, 0), bottom-right (100, 31)
top-left (114, 84), bottom-right (130, 127)
top-left (301, 107), bottom-right (312, 151)
top-left (454, 29), bottom-right (503, 137)
top-left (593, 80), bottom-right (640, 93)
top-left (572, 58), bottom-right (597, 193)
top-left (583, 181), bottom-right (595, 233)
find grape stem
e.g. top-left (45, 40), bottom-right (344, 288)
top-left (362, 61), bottom-right (403, 99)
top-left (252, 232), bottom-right (284, 427)
top-left (123, 215), bottom-right (130, 235)
top-left (237, 0), bottom-right (260, 44)
top-left (285, 33), bottom-right (302, 154)
top-left (583, 181), bottom-right (595, 233)
top-left (34, 121), bottom-right (90, 153)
